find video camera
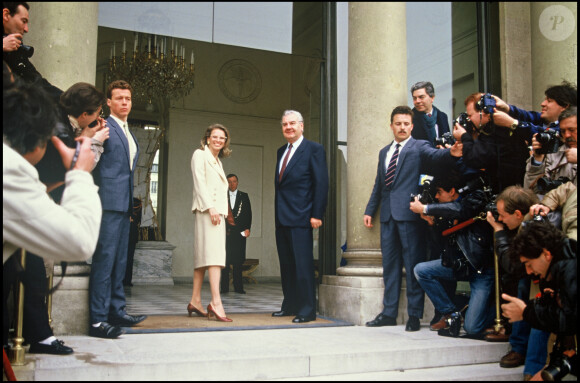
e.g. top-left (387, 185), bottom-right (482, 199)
top-left (410, 175), bottom-right (435, 204)
top-left (457, 176), bottom-right (498, 220)
top-left (535, 128), bottom-right (561, 155)
top-left (434, 132), bottom-right (456, 147)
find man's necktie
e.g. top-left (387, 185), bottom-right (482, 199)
top-left (123, 123), bottom-right (136, 169)
top-left (385, 143), bottom-right (400, 188)
top-left (279, 143), bottom-right (293, 181)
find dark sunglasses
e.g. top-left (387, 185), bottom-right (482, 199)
top-left (87, 110), bottom-right (105, 128)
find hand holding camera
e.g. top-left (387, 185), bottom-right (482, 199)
top-left (3, 33), bottom-right (23, 52)
top-left (565, 147), bottom-right (577, 164)
top-left (51, 135), bottom-right (95, 173)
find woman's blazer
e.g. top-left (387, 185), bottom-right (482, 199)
top-left (190, 145), bottom-right (228, 216)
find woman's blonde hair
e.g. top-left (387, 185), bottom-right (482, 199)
top-left (200, 123), bottom-right (232, 158)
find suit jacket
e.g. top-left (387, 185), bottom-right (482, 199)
top-left (92, 116), bottom-right (139, 213)
top-left (190, 146), bottom-right (228, 216)
top-left (275, 138), bottom-right (328, 228)
top-left (226, 190), bottom-right (252, 263)
top-left (365, 137), bottom-right (456, 222)
top-left (411, 106), bottom-right (450, 145)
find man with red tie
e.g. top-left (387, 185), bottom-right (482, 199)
top-left (272, 110), bottom-right (328, 323)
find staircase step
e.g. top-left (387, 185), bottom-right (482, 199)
top-left (11, 325), bottom-right (512, 380)
top-left (274, 363), bottom-right (525, 381)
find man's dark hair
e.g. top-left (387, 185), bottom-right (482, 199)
top-left (390, 105), bottom-right (414, 124)
top-left (510, 221), bottom-right (566, 263)
top-left (60, 82), bottom-right (106, 118)
top-left (226, 173), bottom-right (238, 180)
top-left (495, 185), bottom-right (539, 215)
top-left (433, 172), bottom-right (461, 193)
top-left (545, 81), bottom-right (577, 109)
top-left (410, 81), bottom-right (435, 98)
top-left (559, 105), bottom-right (577, 122)
top-left (106, 79), bottom-right (133, 99)
top-left (3, 78), bottom-right (57, 155)
top-left (2, 2), bottom-right (29, 16)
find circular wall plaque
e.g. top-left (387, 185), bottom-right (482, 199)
top-left (218, 59), bottom-right (262, 104)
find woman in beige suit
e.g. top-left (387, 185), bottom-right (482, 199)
top-left (188, 124), bottom-right (232, 322)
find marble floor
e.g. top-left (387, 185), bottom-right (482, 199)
top-left (124, 281), bottom-right (284, 316)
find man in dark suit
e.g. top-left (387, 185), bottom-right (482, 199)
top-left (410, 81), bottom-right (450, 146)
top-left (272, 110), bottom-right (329, 323)
top-left (221, 174), bottom-right (252, 294)
top-left (363, 105), bottom-right (462, 331)
top-left (88, 80), bottom-right (146, 339)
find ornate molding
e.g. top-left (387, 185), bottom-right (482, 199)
top-left (218, 59), bottom-right (262, 104)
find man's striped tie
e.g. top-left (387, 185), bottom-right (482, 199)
top-left (385, 143), bottom-right (400, 188)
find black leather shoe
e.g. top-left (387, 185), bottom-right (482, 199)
top-left (28, 339), bottom-right (73, 355)
top-left (292, 315), bottom-right (316, 323)
top-left (405, 316), bottom-right (421, 332)
top-left (235, 290), bottom-right (246, 294)
top-left (272, 310), bottom-right (296, 317)
top-left (89, 322), bottom-right (125, 339)
top-left (366, 314), bottom-right (396, 327)
top-left (109, 314), bottom-right (147, 327)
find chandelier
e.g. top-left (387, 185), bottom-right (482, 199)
top-left (106, 32), bottom-right (195, 104)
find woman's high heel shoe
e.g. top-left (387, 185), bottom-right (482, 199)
top-left (207, 303), bottom-right (233, 322)
top-left (187, 303), bottom-right (208, 317)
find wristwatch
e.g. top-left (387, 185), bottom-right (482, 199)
top-left (511, 119), bottom-right (519, 130)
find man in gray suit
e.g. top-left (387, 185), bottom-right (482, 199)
top-left (88, 80), bottom-right (146, 338)
top-left (363, 106), bottom-right (462, 331)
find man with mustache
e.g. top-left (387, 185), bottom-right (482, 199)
top-left (524, 106), bottom-right (577, 194)
top-left (363, 105), bottom-right (462, 331)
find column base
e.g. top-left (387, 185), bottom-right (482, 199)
top-left (319, 274), bottom-right (435, 326)
top-left (51, 263), bottom-right (90, 336)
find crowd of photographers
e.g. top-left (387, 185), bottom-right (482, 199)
top-left (406, 80), bottom-right (576, 380)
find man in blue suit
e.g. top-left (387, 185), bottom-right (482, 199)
top-left (364, 106), bottom-right (462, 331)
top-left (272, 110), bottom-right (329, 323)
top-left (88, 80), bottom-right (146, 338)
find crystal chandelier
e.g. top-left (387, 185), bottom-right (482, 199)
top-left (106, 32), bottom-right (195, 104)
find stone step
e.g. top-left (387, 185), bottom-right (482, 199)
top-left (11, 325), bottom-right (514, 381)
top-left (273, 363), bottom-right (525, 381)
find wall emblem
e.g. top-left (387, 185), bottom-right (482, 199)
top-left (218, 59), bottom-right (262, 104)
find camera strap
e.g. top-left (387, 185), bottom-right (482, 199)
top-left (441, 212), bottom-right (487, 237)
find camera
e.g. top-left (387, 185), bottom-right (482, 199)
top-left (542, 348), bottom-right (577, 381)
top-left (537, 176), bottom-right (570, 194)
top-left (18, 43), bottom-right (34, 58)
top-left (485, 202), bottom-right (499, 221)
top-left (410, 175), bottom-right (434, 204)
top-left (455, 112), bottom-right (472, 129)
top-left (475, 93), bottom-right (496, 114)
top-left (35, 119), bottom-right (77, 186)
top-left (444, 311), bottom-right (462, 337)
top-left (535, 128), bottom-right (561, 155)
top-left (434, 132), bottom-right (456, 147)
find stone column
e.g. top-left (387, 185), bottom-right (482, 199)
top-left (319, 2), bottom-right (412, 325)
top-left (25, 2), bottom-right (99, 88)
top-left (530, 2), bottom-right (577, 108)
top-left (498, 3), bottom-right (533, 111)
top-left (25, 2), bottom-right (99, 335)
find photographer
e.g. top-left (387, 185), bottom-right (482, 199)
top-left (502, 221), bottom-right (577, 381)
top-left (487, 186), bottom-right (551, 379)
top-left (453, 93), bottom-right (530, 194)
top-left (524, 107), bottom-right (577, 194)
top-left (3, 2), bottom-right (61, 99)
top-left (36, 82), bottom-right (109, 199)
top-left (412, 173), bottom-right (495, 337)
top-left (493, 81), bottom-right (577, 140)
top-left (531, 181), bottom-right (577, 240)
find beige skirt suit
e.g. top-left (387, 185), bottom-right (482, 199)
top-left (191, 146), bottom-right (229, 269)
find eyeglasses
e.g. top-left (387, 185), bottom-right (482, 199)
top-left (210, 135), bottom-right (227, 141)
